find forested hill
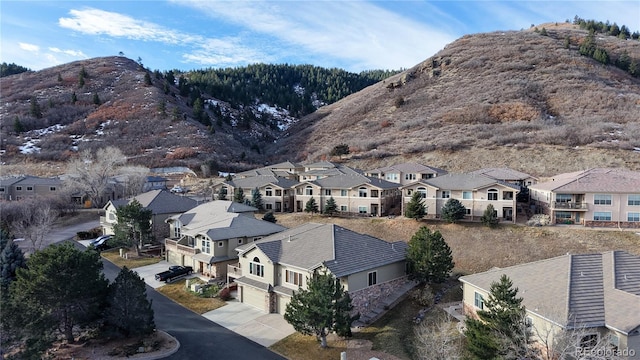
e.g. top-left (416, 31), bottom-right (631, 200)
top-left (181, 64), bottom-right (399, 117)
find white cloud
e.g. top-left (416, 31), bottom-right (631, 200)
top-left (49, 47), bottom-right (88, 58)
top-left (19, 42), bottom-right (40, 52)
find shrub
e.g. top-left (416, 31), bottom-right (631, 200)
top-left (526, 214), bottom-right (552, 227)
top-left (218, 287), bottom-right (232, 301)
top-left (411, 285), bottom-right (435, 307)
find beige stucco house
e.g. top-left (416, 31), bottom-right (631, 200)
top-left (164, 200), bottom-right (286, 279)
top-left (468, 167), bottom-right (537, 187)
top-left (0, 175), bottom-right (62, 201)
top-left (101, 189), bottom-right (198, 238)
top-left (401, 174), bottom-right (520, 223)
top-left (459, 251), bottom-right (640, 359)
top-left (212, 175), bottom-right (299, 213)
top-left (234, 161), bottom-right (304, 180)
top-left (529, 168), bottom-right (640, 227)
top-left (365, 162), bottom-right (448, 186)
top-left (230, 223), bottom-right (409, 316)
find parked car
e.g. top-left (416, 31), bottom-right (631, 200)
top-left (170, 185), bottom-right (186, 193)
top-left (155, 265), bottom-right (193, 282)
top-left (90, 235), bottom-right (113, 251)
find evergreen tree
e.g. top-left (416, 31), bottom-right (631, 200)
top-left (441, 198), bottom-right (466, 223)
top-left (563, 36), bottom-right (571, 49)
top-left (9, 243), bottom-right (108, 344)
top-left (30, 96), bottom-right (42, 118)
top-left (233, 187), bottom-right (246, 203)
top-left (330, 144), bottom-right (350, 157)
top-left (0, 62), bottom-right (30, 77)
top-left (464, 318), bottom-right (501, 359)
top-left (539, 27), bottom-right (548, 36)
top-left (13, 117), bottom-right (24, 133)
top-left (251, 187), bottom-right (264, 210)
top-left (284, 271), bottom-right (359, 348)
top-left (262, 211), bottom-right (277, 223)
top-left (481, 204), bottom-right (499, 228)
top-left (593, 48), bottom-right (609, 64)
top-left (0, 230), bottom-right (26, 291)
top-left (405, 191), bottom-right (427, 220)
top-left (579, 30), bottom-right (596, 57)
top-left (71, 91), bottom-right (77, 104)
top-left (78, 68), bottom-right (86, 88)
top-left (112, 199), bottom-right (152, 254)
top-left (193, 97), bottom-right (204, 121)
top-left (217, 186), bottom-right (227, 200)
top-left (406, 227), bottom-right (454, 284)
top-left (92, 92), bottom-right (101, 105)
top-left (304, 197), bottom-right (319, 213)
top-left (105, 266), bottom-right (155, 337)
top-left (324, 196), bottom-right (338, 215)
top-left (57, 72), bottom-right (63, 82)
top-left (144, 72), bottom-right (152, 86)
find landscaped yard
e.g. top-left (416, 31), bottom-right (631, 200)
top-left (99, 247), bottom-right (163, 268)
top-left (155, 279), bottom-right (227, 314)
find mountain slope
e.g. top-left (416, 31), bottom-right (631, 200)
top-left (270, 23), bottom-right (640, 175)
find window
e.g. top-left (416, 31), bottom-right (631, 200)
top-left (556, 212), bottom-right (572, 220)
top-left (324, 189), bottom-right (332, 196)
top-left (407, 189), bottom-right (413, 195)
top-left (201, 240), bottom-right (210, 254)
top-left (487, 189), bottom-right (498, 201)
top-left (265, 187), bottom-right (273, 196)
top-left (340, 205), bottom-right (347, 212)
top-left (238, 239), bottom-right (243, 244)
top-left (358, 187), bottom-right (367, 197)
top-left (462, 191), bottom-right (472, 200)
top-left (628, 212), bottom-right (640, 222)
top-left (417, 187), bottom-right (427, 198)
top-left (16, 186), bottom-right (22, 191)
top-left (556, 194), bottom-right (572, 203)
top-left (368, 271), bottom-right (377, 286)
top-left (594, 194), bottom-right (612, 205)
top-left (628, 194), bottom-right (640, 206)
top-left (26, 186), bottom-right (33, 191)
top-left (466, 209), bottom-right (471, 215)
top-left (503, 191), bottom-right (513, 200)
top-left (0, 187), bottom-right (4, 192)
top-left (218, 241), bottom-right (224, 247)
top-left (422, 173), bottom-right (434, 179)
top-left (286, 270), bottom-right (303, 286)
top-left (275, 189), bottom-right (282, 196)
top-left (405, 173), bottom-right (416, 181)
top-left (474, 292), bottom-right (484, 309)
top-left (385, 173), bottom-right (398, 181)
top-left (441, 190), bottom-right (450, 199)
top-left (173, 222), bottom-right (181, 238)
top-left (370, 190), bottom-right (379, 198)
top-left (340, 189), bottom-right (347, 196)
top-left (358, 206), bottom-right (367, 214)
top-left (579, 334), bottom-right (599, 350)
top-left (50, 186), bottom-right (56, 191)
top-left (305, 186), bottom-right (313, 196)
top-left (265, 203), bottom-right (273, 210)
top-left (593, 212), bottom-right (612, 221)
top-left (249, 257), bottom-right (264, 277)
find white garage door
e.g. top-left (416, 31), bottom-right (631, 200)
top-left (242, 286), bottom-right (267, 312)
top-left (277, 295), bottom-right (291, 315)
top-left (167, 251), bottom-right (183, 266)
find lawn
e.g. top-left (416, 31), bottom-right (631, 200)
top-left (100, 248), bottom-right (162, 268)
top-left (155, 279), bottom-right (227, 314)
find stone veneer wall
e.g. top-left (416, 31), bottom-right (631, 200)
top-left (349, 276), bottom-right (408, 316)
top-left (584, 221), bottom-right (640, 228)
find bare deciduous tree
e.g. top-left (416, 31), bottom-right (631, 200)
top-left (414, 315), bottom-right (463, 360)
top-left (120, 166), bottom-right (149, 198)
top-left (11, 199), bottom-right (57, 253)
top-left (65, 146), bottom-right (126, 207)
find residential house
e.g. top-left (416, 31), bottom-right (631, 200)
top-left (0, 175), bottom-right (62, 201)
top-left (212, 175), bottom-right (299, 213)
top-left (235, 161), bottom-right (304, 180)
top-left (231, 223), bottom-right (409, 316)
top-left (468, 167), bottom-right (537, 187)
top-left (529, 168), bottom-right (640, 227)
top-left (292, 173), bottom-right (401, 216)
top-left (365, 162), bottom-right (448, 186)
top-left (459, 251), bottom-right (640, 359)
top-left (298, 161), bottom-right (362, 181)
top-left (101, 189), bottom-right (198, 239)
top-left (164, 201), bottom-right (286, 278)
top-left (401, 174), bottom-right (520, 223)
top-left (143, 176), bottom-right (168, 192)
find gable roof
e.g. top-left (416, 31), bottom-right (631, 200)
top-left (304, 173), bottom-right (399, 190)
top-left (132, 189), bottom-right (198, 214)
top-left (367, 162), bottom-right (447, 176)
top-left (529, 168), bottom-right (640, 193)
top-left (459, 251), bottom-right (640, 334)
top-left (408, 174), bottom-right (520, 191)
top-left (237, 223), bottom-right (407, 277)
top-left (226, 175), bottom-right (299, 189)
top-left (468, 167), bottom-right (535, 182)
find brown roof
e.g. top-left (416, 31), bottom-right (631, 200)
top-left (530, 168), bottom-right (640, 193)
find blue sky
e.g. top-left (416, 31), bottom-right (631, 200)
top-left (2, 1), bottom-right (639, 73)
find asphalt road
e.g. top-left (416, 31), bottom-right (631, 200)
top-left (61, 228), bottom-right (286, 359)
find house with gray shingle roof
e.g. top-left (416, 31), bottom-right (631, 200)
top-left (365, 162), bottom-right (448, 185)
top-left (459, 251), bottom-right (640, 359)
top-left (231, 223), bottom-right (409, 316)
top-left (468, 167), bottom-right (537, 187)
top-left (235, 161), bottom-right (304, 180)
top-left (529, 168), bottom-right (640, 227)
top-left (101, 189), bottom-right (198, 238)
top-left (292, 173), bottom-right (401, 216)
top-left (212, 175), bottom-right (300, 213)
top-left (0, 175), bottom-right (62, 201)
top-left (163, 200), bottom-right (286, 279)
top-left (401, 173), bottom-right (520, 223)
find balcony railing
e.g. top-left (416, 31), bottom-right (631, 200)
top-left (552, 202), bottom-right (588, 210)
top-left (227, 263), bottom-right (242, 278)
top-left (164, 238), bottom-right (199, 255)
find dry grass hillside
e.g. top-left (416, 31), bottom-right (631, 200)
top-left (272, 24), bottom-right (640, 175)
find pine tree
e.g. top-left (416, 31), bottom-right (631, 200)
top-left (304, 197), bottom-right (319, 213)
top-left (579, 30), bottom-right (596, 57)
top-left (262, 212), bottom-right (277, 223)
top-left (441, 198), bottom-right (466, 223)
top-left (29, 96), bottom-right (42, 118)
top-left (112, 199), bottom-right (152, 254)
top-left (13, 117), bottom-right (24, 133)
top-left (481, 204), bottom-right (499, 228)
top-left (217, 186), bottom-right (227, 200)
top-left (284, 271), bottom-right (359, 348)
top-left (57, 73), bottom-right (62, 82)
top-left (105, 266), bottom-right (155, 337)
top-left (251, 187), bottom-right (264, 210)
top-left (233, 188), bottom-right (246, 203)
top-left (71, 91), bottom-right (77, 104)
top-left (324, 196), bottom-right (338, 215)
top-left (593, 48), bottom-right (609, 64)
top-left (405, 191), bottom-right (427, 220)
top-left (144, 72), bottom-right (152, 86)
top-left (92, 92), bottom-right (101, 105)
top-left (406, 227), bottom-right (454, 284)
top-left (0, 231), bottom-right (26, 290)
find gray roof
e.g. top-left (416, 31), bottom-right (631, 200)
top-left (227, 175), bottom-right (299, 189)
top-left (133, 189), bottom-right (198, 214)
top-left (205, 216), bottom-right (286, 240)
top-left (367, 162), bottom-right (447, 176)
top-left (415, 173), bottom-right (520, 191)
top-left (0, 176), bottom-right (26, 186)
top-left (459, 251), bottom-right (640, 334)
top-left (309, 173), bottom-right (399, 190)
top-left (468, 167), bottom-right (535, 181)
top-left (529, 168), bottom-right (640, 193)
top-left (235, 276), bottom-right (271, 291)
top-left (15, 175), bottom-right (63, 186)
top-left (237, 223), bottom-right (407, 277)
top-left (150, 167), bottom-right (196, 175)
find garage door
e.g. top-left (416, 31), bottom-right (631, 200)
top-left (277, 294), bottom-right (291, 314)
top-left (242, 285), bottom-right (267, 312)
top-left (167, 251), bottom-right (182, 266)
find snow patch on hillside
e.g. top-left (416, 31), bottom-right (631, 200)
top-left (19, 124), bottom-right (66, 154)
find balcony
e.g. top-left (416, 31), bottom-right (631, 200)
top-left (227, 263), bottom-right (242, 279)
top-left (164, 238), bottom-right (199, 255)
top-left (552, 202), bottom-right (588, 211)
